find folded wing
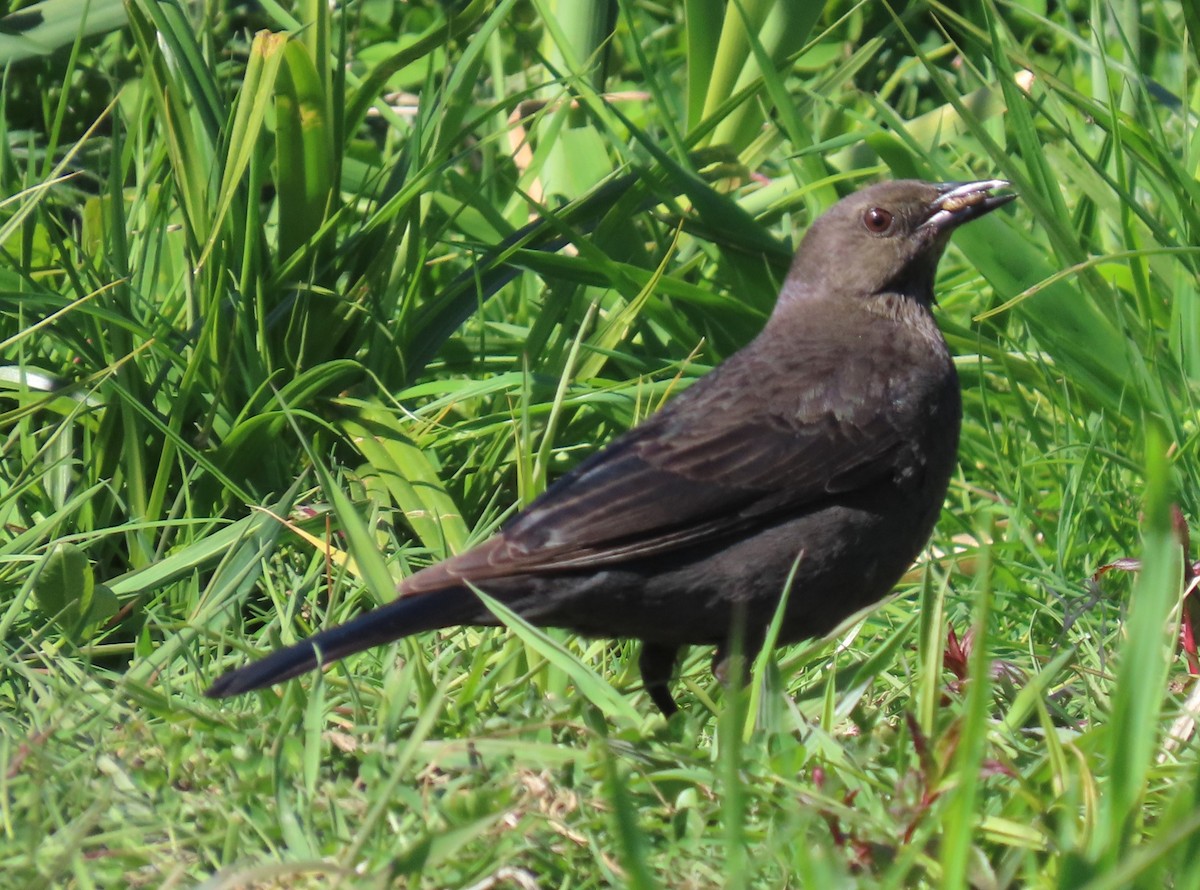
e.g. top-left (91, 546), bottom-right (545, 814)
top-left (406, 346), bottom-right (909, 587)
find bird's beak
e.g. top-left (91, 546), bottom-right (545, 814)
top-left (921, 180), bottom-right (1016, 232)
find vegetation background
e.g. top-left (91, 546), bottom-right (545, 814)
top-left (3, 0), bottom-right (1200, 885)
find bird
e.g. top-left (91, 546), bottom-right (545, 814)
top-left (205, 178), bottom-right (1015, 715)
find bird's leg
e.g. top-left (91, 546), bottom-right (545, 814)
top-left (711, 629), bottom-right (764, 690)
top-left (638, 643), bottom-right (680, 717)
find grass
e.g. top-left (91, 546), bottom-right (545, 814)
top-left (3, 0), bottom-right (1200, 885)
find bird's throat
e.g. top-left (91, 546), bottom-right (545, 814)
top-left (864, 289), bottom-right (938, 325)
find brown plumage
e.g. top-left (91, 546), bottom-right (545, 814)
top-left (205, 179), bottom-right (1015, 714)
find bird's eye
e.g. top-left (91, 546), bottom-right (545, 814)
top-left (863, 207), bottom-right (894, 234)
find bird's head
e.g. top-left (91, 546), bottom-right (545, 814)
top-left (780, 179), bottom-right (1015, 308)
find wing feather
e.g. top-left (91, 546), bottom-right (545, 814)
top-left (418, 337), bottom-right (918, 584)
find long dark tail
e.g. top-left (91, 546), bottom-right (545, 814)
top-left (204, 587), bottom-right (481, 698)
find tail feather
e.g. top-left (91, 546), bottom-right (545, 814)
top-left (204, 586), bottom-right (480, 698)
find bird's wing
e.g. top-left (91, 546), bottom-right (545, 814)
top-left (414, 345), bottom-right (916, 584)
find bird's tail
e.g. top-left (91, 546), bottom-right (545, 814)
top-left (203, 586), bottom-right (481, 698)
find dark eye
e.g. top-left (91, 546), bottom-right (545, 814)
top-left (863, 207), bottom-right (894, 234)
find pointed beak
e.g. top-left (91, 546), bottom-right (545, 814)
top-left (920, 179), bottom-right (1016, 232)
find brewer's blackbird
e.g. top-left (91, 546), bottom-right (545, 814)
top-left (206, 179), bottom-right (1015, 715)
